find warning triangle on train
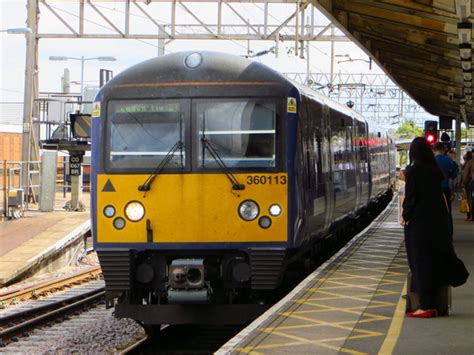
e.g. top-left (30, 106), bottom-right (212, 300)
top-left (102, 179), bottom-right (116, 192)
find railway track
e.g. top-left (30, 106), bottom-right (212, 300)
top-left (120, 325), bottom-right (244, 355)
top-left (0, 279), bottom-right (105, 346)
top-left (0, 303), bottom-right (145, 353)
top-left (0, 265), bottom-right (102, 306)
top-left (118, 334), bottom-right (150, 354)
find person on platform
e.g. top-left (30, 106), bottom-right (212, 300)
top-left (400, 137), bottom-right (468, 318)
top-left (462, 151), bottom-right (474, 221)
top-left (448, 150), bottom-right (461, 201)
top-left (433, 143), bottom-right (458, 233)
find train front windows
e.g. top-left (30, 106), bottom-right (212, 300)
top-left (107, 100), bottom-right (187, 171)
top-left (195, 100), bottom-right (276, 169)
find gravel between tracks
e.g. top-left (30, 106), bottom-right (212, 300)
top-left (1, 304), bottom-right (145, 354)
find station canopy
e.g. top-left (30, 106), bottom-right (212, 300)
top-left (314, 0), bottom-right (474, 126)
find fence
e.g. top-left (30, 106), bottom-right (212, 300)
top-left (1, 160), bottom-right (40, 217)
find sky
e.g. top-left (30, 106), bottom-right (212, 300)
top-left (2, 0), bottom-right (437, 134)
top-left (1, 0), bottom-right (381, 104)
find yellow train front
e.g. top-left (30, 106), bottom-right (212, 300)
top-left (92, 52), bottom-right (294, 327)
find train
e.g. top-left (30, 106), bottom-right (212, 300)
top-left (91, 51), bottom-right (396, 332)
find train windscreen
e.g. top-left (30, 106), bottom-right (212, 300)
top-left (195, 99), bottom-right (276, 168)
top-left (106, 99), bottom-right (187, 170)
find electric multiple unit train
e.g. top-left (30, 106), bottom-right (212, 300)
top-left (91, 51), bottom-right (396, 329)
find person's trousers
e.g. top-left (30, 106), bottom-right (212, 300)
top-left (467, 182), bottom-right (474, 220)
top-left (442, 187), bottom-right (453, 236)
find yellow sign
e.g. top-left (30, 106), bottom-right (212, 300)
top-left (287, 97), bottom-right (297, 113)
top-left (92, 101), bottom-right (101, 117)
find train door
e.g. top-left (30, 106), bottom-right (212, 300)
top-left (366, 123), bottom-right (373, 200)
top-left (329, 109), bottom-right (357, 221)
top-left (298, 97), bottom-right (314, 243)
top-left (306, 99), bottom-right (328, 237)
top-left (387, 135), bottom-right (396, 188)
top-left (323, 105), bottom-right (334, 232)
top-left (353, 120), bottom-right (362, 210)
top-left (354, 119), bottom-right (370, 209)
top-left (345, 121), bottom-right (357, 214)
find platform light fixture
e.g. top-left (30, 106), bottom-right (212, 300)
top-left (465, 87), bottom-right (472, 94)
top-left (49, 55), bottom-right (116, 97)
top-left (0, 27), bottom-right (32, 34)
top-left (464, 80), bottom-right (472, 88)
top-left (456, 0), bottom-right (472, 20)
top-left (463, 70), bottom-right (472, 81)
top-left (461, 58), bottom-right (472, 71)
top-left (460, 43), bottom-right (472, 59)
top-left (457, 22), bottom-right (472, 43)
top-left (466, 94), bottom-right (472, 100)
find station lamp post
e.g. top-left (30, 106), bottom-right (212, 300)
top-left (0, 27), bottom-right (34, 201)
top-left (48, 56), bottom-right (116, 98)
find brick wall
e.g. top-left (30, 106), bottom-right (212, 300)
top-left (0, 133), bottom-right (22, 162)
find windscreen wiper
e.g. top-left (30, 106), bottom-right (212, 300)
top-left (138, 115), bottom-right (185, 196)
top-left (138, 139), bottom-right (184, 195)
top-left (200, 116), bottom-right (245, 191)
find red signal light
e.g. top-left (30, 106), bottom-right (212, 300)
top-left (426, 134), bottom-right (435, 143)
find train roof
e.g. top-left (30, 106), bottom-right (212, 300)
top-left (292, 81), bottom-right (364, 120)
top-left (100, 51), bottom-right (293, 91)
top-left (292, 80), bottom-right (389, 134)
top-left (97, 51), bottom-right (389, 135)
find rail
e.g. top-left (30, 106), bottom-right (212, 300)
top-left (0, 265), bottom-right (101, 305)
top-left (0, 287), bottom-right (105, 342)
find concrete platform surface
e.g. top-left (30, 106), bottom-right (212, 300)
top-left (0, 210), bottom-right (90, 285)
top-left (394, 205), bottom-right (474, 355)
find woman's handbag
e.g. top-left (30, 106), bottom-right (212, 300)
top-left (460, 198), bottom-right (470, 213)
top-left (448, 256), bottom-right (470, 287)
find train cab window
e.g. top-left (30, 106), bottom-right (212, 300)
top-left (195, 99), bottom-right (276, 169)
top-left (106, 99), bottom-right (188, 171)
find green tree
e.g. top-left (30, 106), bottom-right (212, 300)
top-left (395, 121), bottom-right (423, 136)
top-left (395, 121), bottom-right (423, 168)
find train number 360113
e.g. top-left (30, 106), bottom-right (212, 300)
top-left (246, 175), bottom-right (287, 185)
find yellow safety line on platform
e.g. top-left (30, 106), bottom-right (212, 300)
top-left (237, 332), bottom-right (377, 354)
top-left (290, 300), bottom-right (392, 320)
top-left (302, 291), bottom-right (398, 307)
top-left (334, 270), bottom-right (405, 280)
top-left (275, 312), bottom-right (385, 337)
top-left (378, 281), bottom-right (407, 355)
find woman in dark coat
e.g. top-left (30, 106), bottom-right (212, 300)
top-left (402, 137), bottom-right (456, 318)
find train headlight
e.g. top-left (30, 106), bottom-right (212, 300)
top-left (103, 205), bottom-right (115, 218)
top-left (238, 200), bottom-right (259, 221)
top-left (269, 204), bottom-right (282, 217)
top-left (258, 216), bottom-right (272, 229)
top-left (124, 201), bottom-right (145, 222)
top-left (113, 217), bottom-right (126, 230)
top-left (184, 53), bottom-right (202, 69)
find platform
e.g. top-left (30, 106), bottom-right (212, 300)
top-left (0, 194), bottom-right (90, 286)
top-left (217, 198), bottom-right (474, 354)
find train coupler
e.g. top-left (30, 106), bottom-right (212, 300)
top-left (167, 259), bottom-right (212, 303)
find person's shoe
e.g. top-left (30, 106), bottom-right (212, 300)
top-left (406, 309), bottom-right (438, 318)
top-left (464, 218), bottom-right (472, 222)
